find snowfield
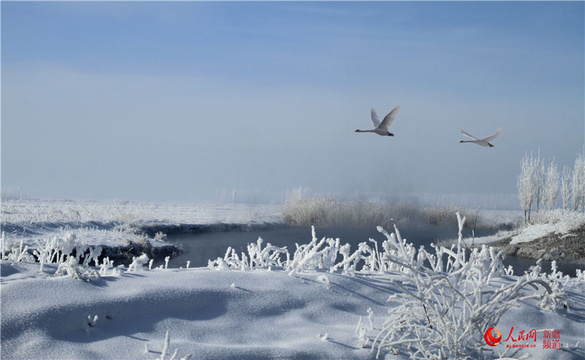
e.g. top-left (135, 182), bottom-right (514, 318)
top-left (1, 261), bottom-right (391, 360)
top-left (2, 260), bottom-right (584, 360)
top-left (1, 199), bottom-right (585, 359)
top-left (1, 199), bottom-right (282, 248)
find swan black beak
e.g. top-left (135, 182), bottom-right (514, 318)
top-left (387, 132), bottom-right (394, 137)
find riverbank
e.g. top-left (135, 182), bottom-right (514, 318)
top-left (3, 199), bottom-right (584, 268)
top-left (457, 210), bottom-right (585, 265)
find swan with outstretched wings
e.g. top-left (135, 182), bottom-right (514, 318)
top-left (459, 127), bottom-right (503, 147)
top-left (355, 105), bottom-right (401, 137)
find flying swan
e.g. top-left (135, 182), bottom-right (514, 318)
top-left (355, 105), bottom-right (401, 136)
top-left (459, 127), bottom-right (503, 147)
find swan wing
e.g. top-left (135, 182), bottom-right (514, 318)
top-left (379, 105), bottom-right (400, 130)
top-left (370, 108), bottom-right (381, 128)
top-left (460, 130), bottom-right (479, 141)
top-left (481, 127), bottom-right (503, 142)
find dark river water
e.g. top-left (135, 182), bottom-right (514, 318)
top-left (160, 225), bottom-right (581, 277)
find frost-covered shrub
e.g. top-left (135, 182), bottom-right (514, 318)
top-left (246, 238), bottom-right (288, 268)
top-left (128, 254), bottom-right (150, 272)
top-left (208, 237), bottom-right (289, 271)
top-left (98, 257), bottom-right (122, 276)
top-left (525, 259), bottom-right (569, 310)
top-left (31, 233), bottom-right (103, 270)
top-left (282, 196), bottom-right (485, 231)
top-left (2, 231), bottom-right (105, 273)
top-left (83, 245), bottom-right (104, 266)
top-left (282, 197), bottom-right (396, 229)
top-left (371, 213), bottom-right (555, 359)
top-left (3, 231), bottom-right (106, 270)
top-left (576, 269), bottom-right (585, 281)
top-left (288, 227), bottom-right (343, 273)
top-left (208, 225), bottom-right (414, 275)
top-left (55, 257), bottom-right (100, 282)
top-left (3, 237), bottom-right (36, 263)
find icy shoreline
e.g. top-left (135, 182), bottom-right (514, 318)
top-left (455, 210), bottom-right (585, 265)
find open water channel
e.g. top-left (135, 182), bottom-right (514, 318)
top-left (158, 225), bottom-right (580, 276)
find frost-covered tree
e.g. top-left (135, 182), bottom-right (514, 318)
top-left (533, 152), bottom-right (545, 212)
top-left (543, 159), bottom-right (560, 210)
top-left (561, 166), bottom-right (572, 210)
top-left (572, 152), bottom-right (585, 212)
top-left (518, 153), bottom-right (538, 223)
top-left (520, 151), bottom-right (585, 214)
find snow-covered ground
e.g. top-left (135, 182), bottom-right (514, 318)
top-left (1, 261), bottom-right (389, 360)
top-left (1, 199), bottom-right (282, 226)
top-left (2, 260), bottom-right (584, 360)
top-left (510, 211), bottom-right (585, 246)
top-left (462, 210), bottom-right (585, 246)
top-left (2, 199), bottom-right (585, 359)
top-left (1, 199), bottom-right (282, 248)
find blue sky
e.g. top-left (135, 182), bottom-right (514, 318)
top-left (2, 2), bottom-right (584, 203)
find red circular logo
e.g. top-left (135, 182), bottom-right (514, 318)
top-left (484, 327), bottom-right (502, 346)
